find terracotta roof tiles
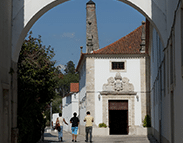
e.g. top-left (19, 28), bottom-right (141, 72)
top-left (93, 24), bottom-right (144, 54)
top-left (76, 24), bottom-right (146, 71)
top-left (70, 83), bottom-right (79, 92)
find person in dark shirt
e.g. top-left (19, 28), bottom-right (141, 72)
top-left (70, 112), bottom-right (80, 142)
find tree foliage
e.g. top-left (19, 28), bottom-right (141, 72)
top-left (58, 60), bottom-right (79, 96)
top-left (64, 60), bottom-right (76, 74)
top-left (17, 34), bottom-right (59, 143)
top-left (52, 95), bottom-right (62, 113)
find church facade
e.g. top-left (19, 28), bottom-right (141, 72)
top-left (76, 18), bottom-right (150, 135)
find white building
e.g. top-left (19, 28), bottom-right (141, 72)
top-left (76, 22), bottom-right (150, 136)
top-left (62, 83), bottom-right (79, 133)
top-left (149, 10), bottom-right (183, 142)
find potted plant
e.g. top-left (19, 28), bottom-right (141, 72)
top-left (142, 115), bottom-right (152, 135)
top-left (98, 123), bottom-right (107, 128)
top-left (143, 115), bottom-right (151, 127)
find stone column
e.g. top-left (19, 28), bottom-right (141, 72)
top-left (85, 57), bottom-right (96, 125)
top-left (140, 56), bottom-right (150, 123)
top-left (140, 57), bottom-right (146, 124)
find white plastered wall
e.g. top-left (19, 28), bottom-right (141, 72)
top-left (94, 57), bottom-right (142, 126)
top-left (171, 6), bottom-right (183, 143)
top-left (62, 93), bottom-right (79, 132)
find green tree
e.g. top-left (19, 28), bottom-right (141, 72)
top-left (52, 95), bottom-right (62, 113)
top-left (17, 33), bottom-right (59, 143)
top-left (64, 60), bottom-right (76, 74)
top-left (58, 61), bottom-right (79, 96)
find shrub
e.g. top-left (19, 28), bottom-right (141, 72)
top-left (99, 123), bottom-right (107, 128)
top-left (143, 115), bottom-right (151, 127)
top-left (46, 120), bottom-right (50, 126)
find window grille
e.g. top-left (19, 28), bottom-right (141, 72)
top-left (112, 62), bottom-right (125, 70)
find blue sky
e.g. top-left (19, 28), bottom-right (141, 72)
top-left (29, 0), bottom-right (145, 68)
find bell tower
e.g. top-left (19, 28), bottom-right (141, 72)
top-left (86, 0), bottom-right (99, 53)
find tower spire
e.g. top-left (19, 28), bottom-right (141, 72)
top-left (86, 0), bottom-right (99, 53)
top-left (140, 21), bottom-right (146, 53)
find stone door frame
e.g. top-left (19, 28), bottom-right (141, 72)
top-left (102, 94), bottom-right (136, 134)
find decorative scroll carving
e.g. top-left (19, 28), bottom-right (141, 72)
top-left (102, 77), bottom-right (115, 91)
top-left (102, 72), bottom-right (134, 93)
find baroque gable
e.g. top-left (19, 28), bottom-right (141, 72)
top-left (101, 72), bottom-right (136, 95)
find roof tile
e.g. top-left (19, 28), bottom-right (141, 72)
top-left (93, 24), bottom-right (144, 54)
top-left (70, 83), bottom-right (79, 92)
top-left (76, 24), bottom-right (146, 72)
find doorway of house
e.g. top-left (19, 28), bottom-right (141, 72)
top-left (109, 100), bottom-right (128, 135)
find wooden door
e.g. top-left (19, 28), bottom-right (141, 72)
top-left (109, 100), bottom-right (128, 135)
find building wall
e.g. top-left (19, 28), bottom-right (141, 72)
top-left (149, 2), bottom-right (183, 140)
top-left (62, 95), bottom-right (72, 132)
top-left (62, 93), bottom-right (79, 133)
top-left (79, 61), bottom-right (86, 101)
top-left (79, 57), bottom-right (96, 135)
top-left (0, 0), bottom-right (15, 143)
top-left (94, 57), bottom-right (143, 126)
top-left (150, 27), bottom-right (165, 142)
top-left (78, 61), bottom-right (87, 127)
top-left (173, 7), bottom-right (183, 143)
top-left (85, 57), bottom-right (96, 124)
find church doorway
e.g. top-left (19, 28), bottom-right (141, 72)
top-left (109, 100), bottom-right (128, 135)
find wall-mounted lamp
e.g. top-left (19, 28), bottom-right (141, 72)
top-left (136, 95), bottom-right (139, 102)
top-left (98, 94), bottom-right (101, 100)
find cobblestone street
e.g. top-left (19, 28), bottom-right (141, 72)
top-left (39, 128), bottom-right (158, 143)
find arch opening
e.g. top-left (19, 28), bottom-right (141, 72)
top-left (12, 0), bottom-right (164, 63)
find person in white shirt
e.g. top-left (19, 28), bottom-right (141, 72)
top-left (56, 113), bottom-right (68, 142)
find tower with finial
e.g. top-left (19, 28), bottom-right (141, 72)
top-left (140, 21), bottom-right (146, 53)
top-left (86, 0), bottom-right (99, 53)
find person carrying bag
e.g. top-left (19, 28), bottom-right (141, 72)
top-left (55, 118), bottom-right (61, 132)
top-left (56, 113), bottom-right (68, 142)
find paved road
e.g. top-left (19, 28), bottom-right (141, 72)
top-left (39, 128), bottom-right (158, 143)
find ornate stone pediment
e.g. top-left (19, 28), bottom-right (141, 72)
top-left (101, 72), bottom-right (136, 95)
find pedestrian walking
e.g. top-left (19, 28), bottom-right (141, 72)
top-left (84, 111), bottom-right (94, 142)
top-left (70, 112), bottom-right (80, 142)
top-left (56, 113), bottom-right (68, 142)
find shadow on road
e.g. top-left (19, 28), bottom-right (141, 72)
top-left (44, 133), bottom-right (57, 137)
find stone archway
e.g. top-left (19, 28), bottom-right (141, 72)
top-left (12, 0), bottom-right (166, 63)
top-left (8, 0), bottom-right (168, 142)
